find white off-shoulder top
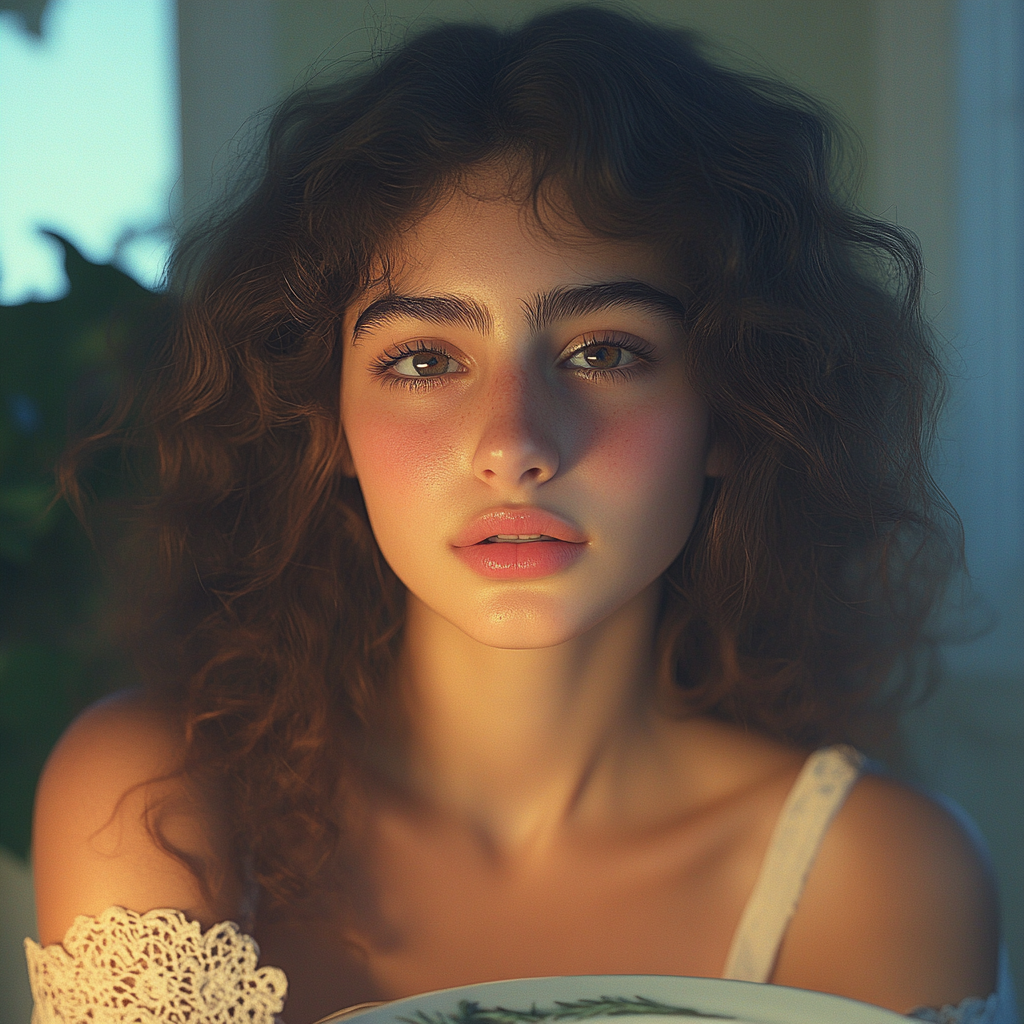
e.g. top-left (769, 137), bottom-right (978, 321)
top-left (24, 746), bottom-right (1019, 1023)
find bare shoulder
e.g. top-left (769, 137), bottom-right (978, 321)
top-left (773, 769), bottom-right (1000, 1014)
top-left (670, 716), bottom-right (809, 799)
top-left (33, 688), bottom-right (243, 945)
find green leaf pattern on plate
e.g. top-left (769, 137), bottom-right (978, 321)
top-left (398, 995), bottom-right (734, 1024)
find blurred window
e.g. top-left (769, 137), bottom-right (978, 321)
top-left (0, 0), bottom-right (179, 304)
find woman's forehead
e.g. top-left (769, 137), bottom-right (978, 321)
top-left (359, 181), bottom-right (678, 308)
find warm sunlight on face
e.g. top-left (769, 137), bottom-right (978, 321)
top-left (340, 176), bottom-right (719, 650)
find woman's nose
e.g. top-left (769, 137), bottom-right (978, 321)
top-left (471, 371), bottom-right (560, 488)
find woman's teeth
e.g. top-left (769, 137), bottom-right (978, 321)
top-left (485, 534), bottom-right (553, 543)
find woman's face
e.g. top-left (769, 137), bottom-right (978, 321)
top-left (341, 179), bottom-right (721, 649)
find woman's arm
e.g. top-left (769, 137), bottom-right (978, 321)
top-left (772, 772), bottom-right (1000, 1014)
top-left (32, 688), bottom-right (244, 946)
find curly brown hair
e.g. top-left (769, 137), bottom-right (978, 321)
top-left (62, 5), bottom-right (959, 907)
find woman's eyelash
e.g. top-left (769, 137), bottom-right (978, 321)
top-left (367, 332), bottom-right (657, 390)
top-left (560, 333), bottom-right (658, 379)
top-left (367, 340), bottom-right (464, 390)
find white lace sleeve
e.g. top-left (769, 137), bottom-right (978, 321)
top-left (24, 905), bottom-right (288, 1024)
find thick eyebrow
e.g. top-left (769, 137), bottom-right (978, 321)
top-left (350, 280), bottom-right (686, 343)
top-left (352, 294), bottom-right (492, 342)
top-left (524, 281), bottom-right (687, 334)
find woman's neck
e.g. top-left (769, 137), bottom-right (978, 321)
top-left (395, 581), bottom-right (670, 860)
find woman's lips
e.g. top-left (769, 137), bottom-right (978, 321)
top-left (453, 538), bottom-right (585, 579)
top-left (452, 507), bottom-right (586, 548)
top-left (452, 507), bottom-right (586, 579)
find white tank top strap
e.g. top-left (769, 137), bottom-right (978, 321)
top-left (721, 743), bottom-right (866, 983)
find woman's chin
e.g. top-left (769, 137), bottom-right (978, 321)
top-left (444, 609), bottom-right (586, 651)
top-left (426, 588), bottom-right (631, 651)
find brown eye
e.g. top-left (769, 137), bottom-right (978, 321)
top-left (583, 345), bottom-right (622, 369)
top-left (565, 343), bottom-right (638, 371)
top-left (392, 349), bottom-right (457, 377)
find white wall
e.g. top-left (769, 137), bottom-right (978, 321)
top-left (176, 0), bottom-right (277, 228)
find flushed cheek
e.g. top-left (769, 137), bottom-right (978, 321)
top-left (581, 398), bottom-right (709, 510)
top-left (345, 405), bottom-right (465, 543)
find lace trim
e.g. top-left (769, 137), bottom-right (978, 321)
top-left (25, 905), bottom-right (287, 1024)
top-left (907, 992), bottom-right (1003, 1023)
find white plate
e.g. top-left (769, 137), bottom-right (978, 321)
top-left (314, 975), bottom-right (909, 1024)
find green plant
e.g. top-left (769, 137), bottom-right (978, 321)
top-left (0, 235), bottom-right (161, 859)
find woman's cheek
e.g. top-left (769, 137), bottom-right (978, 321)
top-left (348, 405), bottom-right (463, 524)
top-left (583, 398), bottom-right (709, 500)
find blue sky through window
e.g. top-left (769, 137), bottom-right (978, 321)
top-left (0, 0), bottom-right (179, 304)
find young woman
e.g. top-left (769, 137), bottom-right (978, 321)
top-left (25, 7), bottom-right (1015, 1024)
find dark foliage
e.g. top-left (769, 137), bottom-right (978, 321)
top-left (0, 237), bottom-right (162, 858)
